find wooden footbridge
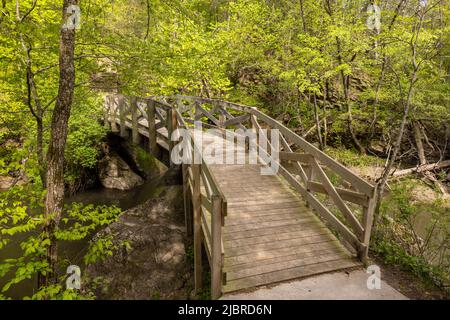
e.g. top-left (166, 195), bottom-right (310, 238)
top-left (104, 94), bottom-right (376, 299)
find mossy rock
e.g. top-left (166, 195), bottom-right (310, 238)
top-left (126, 144), bottom-right (168, 179)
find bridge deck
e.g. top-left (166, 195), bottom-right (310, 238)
top-left (201, 134), bottom-right (361, 293)
top-left (105, 94), bottom-right (374, 298)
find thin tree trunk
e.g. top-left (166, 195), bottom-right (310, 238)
top-left (373, 71), bottom-right (418, 231)
top-left (413, 120), bottom-right (427, 165)
top-left (313, 94), bottom-right (324, 150)
top-left (369, 0), bottom-right (407, 141)
top-left (39, 0), bottom-right (77, 288)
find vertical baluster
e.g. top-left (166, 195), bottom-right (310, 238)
top-left (119, 95), bottom-right (127, 138)
top-left (103, 96), bottom-right (111, 129)
top-left (211, 194), bottom-right (223, 300)
top-left (110, 96), bottom-right (119, 133)
top-left (192, 164), bottom-right (202, 293)
top-left (146, 99), bottom-right (158, 157)
top-left (167, 107), bottom-right (178, 166)
top-left (131, 97), bottom-right (139, 145)
top-left (359, 196), bottom-right (376, 264)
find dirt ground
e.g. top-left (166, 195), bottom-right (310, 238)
top-left (371, 252), bottom-right (449, 300)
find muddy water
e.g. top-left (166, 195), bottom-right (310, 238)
top-left (0, 179), bottom-right (162, 299)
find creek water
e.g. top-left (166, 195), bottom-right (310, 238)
top-left (0, 178), bottom-right (162, 299)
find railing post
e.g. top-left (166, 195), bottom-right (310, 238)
top-left (167, 107), bottom-right (178, 166)
top-left (146, 99), bottom-right (158, 157)
top-left (192, 164), bottom-right (203, 294)
top-left (359, 195), bottom-right (376, 263)
top-left (103, 96), bottom-right (111, 129)
top-left (183, 164), bottom-right (193, 237)
top-left (249, 108), bottom-right (258, 152)
top-left (119, 95), bottom-right (127, 138)
top-left (110, 96), bottom-right (119, 133)
top-left (194, 102), bottom-right (202, 121)
top-left (211, 194), bottom-right (223, 300)
top-left (218, 104), bottom-right (226, 128)
top-left (131, 97), bottom-right (140, 145)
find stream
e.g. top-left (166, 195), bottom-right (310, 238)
top-left (0, 178), bottom-right (162, 299)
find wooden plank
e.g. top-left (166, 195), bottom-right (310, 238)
top-left (224, 240), bottom-right (343, 267)
top-left (226, 251), bottom-right (353, 281)
top-left (359, 197), bottom-right (376, 262)
top-left (222, 114), bottom-right (250, 127)
top-left (216, 106), bottom-right (247, 130)
top-left (182, 165), bottom-right (193, 237)
top-left (224, 227), bottom-right (331, 249)
top-left (223, 258), bottom-right (361, 293)
top-left (146, 99), bottom-right (158, 156)
top-left (201, 193), bottom-right (213, 213)
top-left (224, 216), bottom-right (322, 234)
top-left (279, 134), bottom-right (309, 184)
top-left (225, 233), bottom-right (338, 257)
top-left (192, 164), bottom-right (203, 293)
top-left (227, 201), bottom-right (308, 214)
top-left (200, 169), bottom-right (213, 199)
top-left (305, 192), bottom-right (361, 252)
top-left (310, 158), bottom-right (364, 237)
top-left (227, 206), bottom-right (311, 219)
top-left (224, 219), bottom-right (324, 238)
top-left (131, 97), bottom-right (140, 145)
top-left (227, 199), bottom-right (304, 208)
top-left (307, 181), bottom-right (369, 207)
top-left (279, 151), bottom-right (313, 163)
top-left (225, 212), bottom-right (312, 227)
top-left (119, 95), bottom-right (128, 138)
top-left (196, 104), bottom-right (220, 126)
top-left (211, 195), bottom-right (223, 299)
top-left (226, 194), bottom-right (299, 205)
top-left (201, 208), bottom-right (212, 243)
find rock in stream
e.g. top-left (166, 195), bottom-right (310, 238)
top-left (83, 185), bottom-right (193, 299)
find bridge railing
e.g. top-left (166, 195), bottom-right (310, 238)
top-left (105, 94), bottom-right (377, 298)
top-left (173, 108), bottom-right (227, 300)
top-left (163, 95), bottom-right (376, 262)
top-left (104, 94), bottom-right (228, 299)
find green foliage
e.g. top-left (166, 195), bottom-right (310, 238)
top-left (373, 179), bottom-right (450, 288)
top-left (65, 93), bottom-right (108, 170)
top-left (325, 147), bottom-right (383, 168)
top-left (0, 184), bottom-right (122, 299)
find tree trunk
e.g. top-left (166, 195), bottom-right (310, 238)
top-left (39, 0), bottom-right (77, 288)
top-left (313, 94), bottom-right (324, 150)
top-left (413, 120), bottom-right (426, 165)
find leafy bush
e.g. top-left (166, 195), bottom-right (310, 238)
top-left (0, 185), bottom-right (122, 299)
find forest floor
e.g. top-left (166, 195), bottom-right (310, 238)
top-left (371, 253), bottom-right (449, 300)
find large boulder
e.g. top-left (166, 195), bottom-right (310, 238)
top-left (99, 152), bottom-right (144, 190)
top-left (83, 185), bottom-right (193, 299)
top-left (122, 143), bottom-right (168, 179)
